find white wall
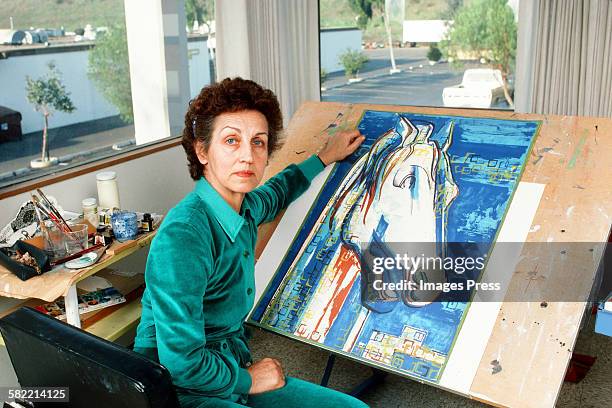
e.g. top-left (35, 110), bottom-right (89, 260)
top-left (0, 146), bottom-right (195, 386)
top-left (0, 49), bottom-right (119, 134)
top-left (320, 28), bottom-right (362, 74)
top-left (0, 147), bottom-right (192, 224)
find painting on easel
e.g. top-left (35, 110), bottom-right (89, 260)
top-left (250, 110), bottom-right (540, 382)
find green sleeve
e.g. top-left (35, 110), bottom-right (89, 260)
top-left (247, 154), bottom-right (326, 225)
top-left (145, 220), bottom-right (252, 397)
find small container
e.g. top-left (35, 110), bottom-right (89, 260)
top-left (96, 171), bottom-right (120, 210)
top-left (43, 223), bottom-right (89, 260)
top-left (98, 209), bottom-right (107, 226)
top-left (82, 197), bottom-right (98, 228)
top-left (94, 225), bottom-right (113, 246)
top-left (142, 213), bottom-right (154, 232)
top-left (99, 208), bottom-right (118, 226)
top-left (107, 207), bottom-right (120, 226)
top-left (0, 240), bottom-right (51, 281)
top-left (110, 211), bottom-right (139, 242)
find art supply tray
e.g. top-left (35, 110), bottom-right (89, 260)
top-left (0, 240), bottom-right (51, 281)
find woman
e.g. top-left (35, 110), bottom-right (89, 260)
top-left (134, 77), bottom-right (368, 408)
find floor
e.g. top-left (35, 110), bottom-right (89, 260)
top-left (249, 314), bottom-right (611, 407)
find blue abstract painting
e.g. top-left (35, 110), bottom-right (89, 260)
top-left (250, 110), bottom-right (540, 382)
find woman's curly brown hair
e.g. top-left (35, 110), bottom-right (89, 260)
top-left (182, 77), bottom-right (283, 180)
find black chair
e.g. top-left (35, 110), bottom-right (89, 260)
top-left (0, 307), bottom-right (179, 408)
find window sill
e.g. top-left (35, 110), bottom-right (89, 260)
top-left (0, 138), bottom-right (181, 200)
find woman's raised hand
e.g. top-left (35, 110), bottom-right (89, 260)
top-left (247, 357), bottom-right (286, 394)
top-left (317, 129), bottom-right (365, 166)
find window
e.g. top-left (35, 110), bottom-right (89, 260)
top-left (185, 0), bottom-right (217, 97)
top-left (319, 0), bottom-right (519, 110)
top-left (0, 0), bottom-right (215, 191)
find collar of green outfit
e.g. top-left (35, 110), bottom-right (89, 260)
top-left (194, 177), bottom-right (254, 243)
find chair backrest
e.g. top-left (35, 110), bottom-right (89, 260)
top-left (0, 307), bottom-right (179, 408)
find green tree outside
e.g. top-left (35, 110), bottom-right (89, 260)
top-left (442, 0), bottom-right (517, 106)
top-left (348, 0), bottom-right (398, 71)
top-left (185, 0), bottom-right (214, 31)
top-left (87, 23), bottom-right (133, 123)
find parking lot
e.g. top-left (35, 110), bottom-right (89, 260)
top-left (322, 47), bottom-right (510, 108)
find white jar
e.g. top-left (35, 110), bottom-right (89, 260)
top-left (96, 171), bottom-right (121, 210)
top-left (82, 197), bottom-right (99, 228)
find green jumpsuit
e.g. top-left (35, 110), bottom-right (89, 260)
top-left (134, 155), bottom-right (368, 408)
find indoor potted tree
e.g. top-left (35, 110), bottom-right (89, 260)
top-left (25, 62), bottom-right (76, 168)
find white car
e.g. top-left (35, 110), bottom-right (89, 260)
top-left (442, 69), bottom-right (508, 108)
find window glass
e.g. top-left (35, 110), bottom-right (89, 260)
top-left (320, 0), bottom-right (519, 110)
top-left (185, 0), bottom-right (216, 97)
top-left (0, 0), bottom-right (215, 190)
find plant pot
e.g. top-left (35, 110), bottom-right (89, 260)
top-left (348, 77), bottom-right (363, 84)
top-left (30, 157), bottom-right (59, 169)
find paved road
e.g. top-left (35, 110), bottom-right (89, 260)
top-left (322, 47), bottom-right (510, 108)
top-left (323, 67), bottom-right (463, 107)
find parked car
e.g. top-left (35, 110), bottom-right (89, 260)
top-left (442, 69), bottom-right (509, 108)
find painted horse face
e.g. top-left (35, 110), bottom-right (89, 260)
top-left (338, 115), bottom-right (459, 310)
top-left (260, 114), bottom-right (460, 341)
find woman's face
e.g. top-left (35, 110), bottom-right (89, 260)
top-left (196, 109), bottom-right (269, 198)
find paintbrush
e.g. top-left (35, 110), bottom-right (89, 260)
top-left (32, 195), bottom-right (84, 250)
top-left (32, 195), bottom-right (69, 233)
top-left (31, 194), bottom-right (55, 253)
top-left (30, 193), bottom-right (49, 236)
top-left (36, 188), bottom-right (72, 232)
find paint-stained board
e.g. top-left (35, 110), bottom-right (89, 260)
top-left (253, 102), bottom-right (612, 408)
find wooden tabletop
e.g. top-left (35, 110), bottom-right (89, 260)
top-left (254, 101), bottom-right (612, 408)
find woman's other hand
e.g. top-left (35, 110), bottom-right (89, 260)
top-left (247, 357), bottom-right (286, 394)
top-left (317, 130), bottom-right (365, 166)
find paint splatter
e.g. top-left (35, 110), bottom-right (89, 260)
top-left (532, 147), bottom-right (555, 165)
top-left (567, 134), bottom-right (587, 169)
top-left (529, 225), bottom-right (541, 233)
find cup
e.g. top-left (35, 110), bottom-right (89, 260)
top-left (43, 223), bottom-right (89, 260)
top-left (110, 211), bottom-right (139, 242)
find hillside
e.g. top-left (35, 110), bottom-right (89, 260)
top-left (2, 0), bottom-right (457, 43)
top-left (1, 0), bottom-right (124, 30)
top-left (320, 0), bottom-right (455, 29)
top-left (320, 0), bottom-right (457, 42)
